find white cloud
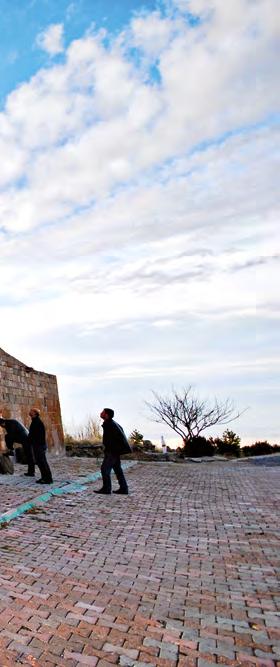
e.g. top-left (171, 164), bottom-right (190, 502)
top-left (2, 1), bottom-right (278, 189)
top-left (0, 0), bottom-right (279, 442)
top-left (36, 23), bottom-right (64, 55)
top-left (130, 11), bottom-right (179, 57)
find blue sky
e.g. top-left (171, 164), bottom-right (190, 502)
top-left (0, 0), bottom-right (279, 445)
top-left (0, 0), bottom-right (157, 104)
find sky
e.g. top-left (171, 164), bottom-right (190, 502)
top-left (0, 0), bottom-right (279, 446)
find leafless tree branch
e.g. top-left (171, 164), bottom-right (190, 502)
top-left (145, 386), bottom-right (245, 442)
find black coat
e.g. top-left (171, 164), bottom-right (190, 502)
top-left (102, 419), bottom-right (131, 455)
top-left (28, 415), bottom-right (46, 450)
top-left (1, 419), bottom-right (29, 447)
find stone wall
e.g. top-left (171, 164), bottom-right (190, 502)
top-left (0, 347), bottom-right (64, 452)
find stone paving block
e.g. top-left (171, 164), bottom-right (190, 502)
top-left (117, 657), bottom-right (136, 666)
top-left (160, 641), bottom-right (179, 655)
top-left (138, 651), bottom-right (160, 664)
top-left (182, 628), bottom-right (200, 641)
top-left (64, 650), bottom-right (98, 665)
top-left (7, 641), bottom-right (42, 659)
top-left (255, 649), bottom-right (280, 658)
top-left (215, 642), bottom-right (235, 660)
top-left (143, 637), bottom-right (160, 649)
top-left (239, 655), bottom-right (277, 666)
top-left (103, 642), bottom-right (139, 659)
top-left (273, 644), bottom-right (280, 654)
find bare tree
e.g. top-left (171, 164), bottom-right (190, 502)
top-left (146, 386), bottom-right (244, 443)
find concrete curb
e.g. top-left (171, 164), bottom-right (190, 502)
top-left (0, 461), bottom-right (137, 526)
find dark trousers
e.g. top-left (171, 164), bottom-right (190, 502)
top-left (34, 447), bottom-right (53, 482)
top-left (101, 452), bottom-right (128, 493)
top-left (22, 441), bottom-right (35, 475)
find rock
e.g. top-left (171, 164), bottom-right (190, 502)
top-left (0, 453), bottom-right (14, 474)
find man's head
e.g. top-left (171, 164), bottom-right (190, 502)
top-left (29, 408), bottom-right (40, 419)
top-left (100, 408), bottom-right (114, 420)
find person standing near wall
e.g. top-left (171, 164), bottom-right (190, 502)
top-left (28, 408), bottom-right (53, 484)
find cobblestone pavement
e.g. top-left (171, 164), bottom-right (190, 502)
top-left (0, 459), bottom-right (279, 667)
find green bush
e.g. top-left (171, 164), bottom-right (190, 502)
top-left (184, 436), bottom-right (216, 457)
top-left (216, 440), bottom-right (241, 457)
top-left (142, 439), bottom-right (155, 451)
top-left (129, 429), bottom-right (144, 446)
top-left (242, 441), bottom-right (273, 456)
top-left (209, 430), bottom-right (241, 457)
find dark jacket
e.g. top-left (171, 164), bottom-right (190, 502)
top-left (28, 415), bottom-right (46, 450)
top-left (102, 419), bottom-right (131, 455)
top-left (1, 419), bottom-right (29, 449)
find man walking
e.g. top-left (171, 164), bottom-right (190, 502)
top-left (94, 408), bottom-right (131, 495)
top-left (0, 416), bottom-right (35, 476)
top-left (28, 408), bottom-right (53, 484)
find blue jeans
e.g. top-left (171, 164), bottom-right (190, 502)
top-left (101, 452), bottom-right (128, 493)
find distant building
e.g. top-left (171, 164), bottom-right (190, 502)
top-left (0, 347), bottom-right (64, 451)
top-left (161, 435), bottom-right (167, 454)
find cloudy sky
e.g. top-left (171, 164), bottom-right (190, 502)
top-left (0, 0), bottom-right (279, 445)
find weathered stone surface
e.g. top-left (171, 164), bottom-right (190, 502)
top-left (0, 347), bottom-right (64, 450)
top-left (0, 452), bottom-right (14, 474)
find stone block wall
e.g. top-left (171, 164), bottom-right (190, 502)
top-left (0, 347), bottom-right (64, 452)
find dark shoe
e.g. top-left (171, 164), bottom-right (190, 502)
top-left (41, 480), bottom-right (53, 485)
top-left (36, 479), bottom-right (53, 484)
top-left (24, 472), bottom-right (35, 477)
top-left (94, 489), bottom-right (111, 494)
top-left (113, 489), bottom-right (128, 495)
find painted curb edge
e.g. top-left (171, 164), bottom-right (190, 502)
top-left (0, 461), bottom-right (137, 526)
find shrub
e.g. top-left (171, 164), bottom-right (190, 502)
top-left (214, 439), bottom-right (241, 457)
top-left (220, 442), bottom-right (240, 456)
top-left (184, 436), bottom-right (216, 457)
top-left (142, 439), bottom-right (155, 451)
top-left (176, 447), bottom-right (185, 458)
top-left (129, 429), bottom-right (144, 446)
top-left (242, 441), bottom-right (273, 457)
top-left (209, 429), bottom-right (241, 457)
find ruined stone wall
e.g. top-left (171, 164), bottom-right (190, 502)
top-left (0, 348), bottom-right (64, 452)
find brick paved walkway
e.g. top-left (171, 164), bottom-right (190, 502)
top-left (0, 459), bottom-right (279, 666)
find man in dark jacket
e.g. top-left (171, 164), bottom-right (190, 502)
top-left (0, 417), bottom-right (35, 476)
top-left (94, 408), bottom-right (131, 495)
top-left (28, 408), bottom-right (53, 484)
